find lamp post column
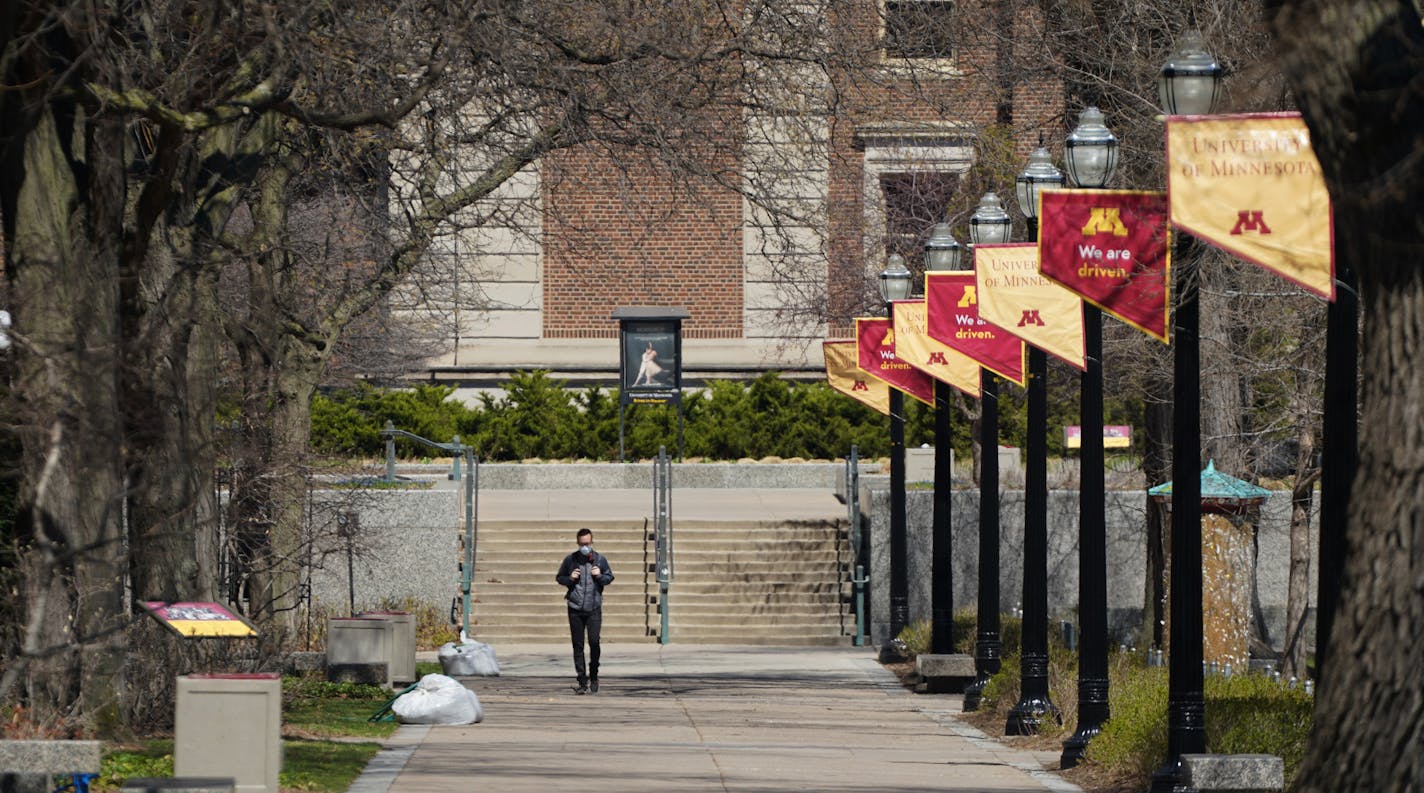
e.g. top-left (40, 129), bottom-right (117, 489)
top-left (1006, 158), bottom-right (1063, 736)
top-left (1152, 237), bottom-right (1206, 792)
top-left (1007, 344), bottom-right (1055, 735)
top-left (930, 379), bottom-right (954, 654)
top-left (1317, 257), bottom-right (1357, 677)
top-left (1152, 29), bottom-right (1221, 790)
top-left (889, 387), bottom-right (909, 644)
top-left (964, 371), bottom-right (1000, 711)
top-left (1059, 106), bottom-right (1119, 767)
top-left (879, 254), bottom-right (914, 653)
top-left (924, 223), bottom-right (965, 656)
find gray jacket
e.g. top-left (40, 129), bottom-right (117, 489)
top-left (556, 550), bottom-right (613, 612)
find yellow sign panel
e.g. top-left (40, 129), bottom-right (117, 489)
top-left (892, 300), bottom-right (981, 397)
top-left (975, 244), bottom-right (1085, 370)
top-left (142, 601), bottom-right (258, 638)
top-left (1166, 113), bottom-right (1334, 299)
top-left (823, 340), bottom-right (890, 415)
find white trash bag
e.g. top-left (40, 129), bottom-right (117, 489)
top-left (438, 634), bottom-right (500, 677)
top-left (391, 673), bottom-right (483, 725)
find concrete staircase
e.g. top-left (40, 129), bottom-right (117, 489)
top-left (468, 517), bottom-right (854, 646)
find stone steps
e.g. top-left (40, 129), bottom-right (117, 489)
top-left (470, 517), bottom-right (854, 646)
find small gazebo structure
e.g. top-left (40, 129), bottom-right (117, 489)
top-left (1149, 460), bottom-right (1271, 668)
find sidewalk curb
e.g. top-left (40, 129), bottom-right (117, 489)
top-left (345, 725), bottom-right (429, 793)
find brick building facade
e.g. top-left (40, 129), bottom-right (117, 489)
top-left (409, 1), bottom-right (1063, 393)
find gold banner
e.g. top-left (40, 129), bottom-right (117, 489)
top-left (892, 301), bottom-right (981, 397)
top-left (975, 244), bottom-right (1085, 370)
top-left (1166, 113), bottom-right (1334, 298)
top-left (823, 340), bottom-right (890, 415)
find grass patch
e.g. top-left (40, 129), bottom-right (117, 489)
top-left (1082, 662), bottom-right (1312, 788)
top-left (95, 676), bottom-right (399, 791)
top-left (282, 739), bottom-right (383, 791)
top-left (96, 739), bottom-right (381, 793)
top-left (283, 676), bottom-right (401, 739)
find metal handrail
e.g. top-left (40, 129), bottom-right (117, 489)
top-left (380, 421), bottom-right (479, 639)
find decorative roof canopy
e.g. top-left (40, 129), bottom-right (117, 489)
top-left (1148, 460), bottom-right (1272, 514)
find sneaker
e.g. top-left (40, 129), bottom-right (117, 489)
top-left (590, 679), bottom-right (599, 694)
top-left (574, 683), bottom-right (589, 695)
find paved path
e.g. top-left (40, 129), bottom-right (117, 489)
top-left (349, 644), bottom-right (1080, 793)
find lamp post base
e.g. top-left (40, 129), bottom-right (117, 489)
top-left (962, 636), bottom-right (1001, 712)
top-left (1005, 695), bottom-right (1060, 736)
top-left (1149, 760), bottom-right (1191, 793)
top-left (1059, 724), bottom-right (1101, 768)
top-left (1061, 677), bottom-right (1109, 767)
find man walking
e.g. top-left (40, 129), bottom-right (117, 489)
top-left (556, 528), bottom-right (614, 694)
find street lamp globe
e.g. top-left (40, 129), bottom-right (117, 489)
top-left (1015, 146), bottom-right (1064, 222)
top-left (1065, 106), bottom-right (1119, 189)
top-left (879, 253), bottom-right (914, 304)
top-left (924, 223), bottom-right (963, 272)
top-left (970, 192), bottom-right (1013, 246)
top-left (1159, 29), bottom-right (1223, 116)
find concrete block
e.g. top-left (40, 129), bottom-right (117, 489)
top-left (0, 740), bottom-right (102, 774)
top-left (1180, 753), bottom-right (1284, 793)
top-left (358, 611), bottom-right (417, 684)
top-left (121, 779), bottom-right (236, 793)
top-left (915, 653), bottom-right (975, 693)
top-left (175, 674), bottom-right (283, 793)
top-left (327, 617), bottom-right (393, 687)
top-left (915, 654), bottom-right (976, 678)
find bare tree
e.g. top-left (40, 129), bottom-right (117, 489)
top-left (1265, 2), bottom-right (1424, 790)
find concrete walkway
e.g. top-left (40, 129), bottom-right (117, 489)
top-left (349, 643), bottom-right (1080, 793)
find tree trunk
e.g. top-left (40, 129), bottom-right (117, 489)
top-left (1198, 265), bottom-right (1248, 476)
top-left (1268, 2), bottom-right (1424, 789)
top-left (5, 106), bottom-right (129, 733)
top-left (1141, 372), bottom-right (1172, 648)
top-left (1281, 415), bottom-right (1317, 679)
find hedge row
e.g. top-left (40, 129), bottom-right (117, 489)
top-left (310, 369), bottom-right (1136, 463)
top-left (310, 371), bottom-right (969, 462)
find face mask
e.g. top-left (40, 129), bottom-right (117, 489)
top-left (579, 544), bottom-right (592, 556)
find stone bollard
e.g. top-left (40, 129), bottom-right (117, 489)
top-left (1180, 754), bottom-right (1284, 793)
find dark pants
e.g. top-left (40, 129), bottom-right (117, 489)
top-left (568, 608), bottom-right (602, 684)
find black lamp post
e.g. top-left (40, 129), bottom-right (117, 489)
top-left (1059, 107), bottom-right (1120, 768)
top-left (1152, 28), bottom-right (1222, 793)
top-left (924, 224), bottom-right (964, 656)
top-left (880, 253), bottom-right (914, 655)
top-left (1007, 160), bottom-right (1065, 735)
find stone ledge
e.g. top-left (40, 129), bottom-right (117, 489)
top-left (1180, 753), bottom-right (1284, 793)
top-left (0, 740), bottom-right (102, 774)
top-left (915, 653), bottom-right (975, 693)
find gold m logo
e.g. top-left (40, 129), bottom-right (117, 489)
top-left (880, 328), bottom-right (896, 345)
top-left (1230, 210), bottom-right (1273, 235)
top-left (1018, 309), bottom-right (1045, 327)
top-left (927, 352), bottom-right (948, 365)
top-left (957, 285), bottom-right (978, 308)
top-left (1081, 208), bottom-right (1129, 237)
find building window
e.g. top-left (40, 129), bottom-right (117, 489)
top-left (881, 170), bottom-right (961, 260)
top-left (882, 1), bottom-right (956, 60)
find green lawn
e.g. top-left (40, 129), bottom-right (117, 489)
top-left (96, 675), bottom-right (405, 792)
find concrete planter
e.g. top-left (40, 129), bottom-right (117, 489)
top-left (175, 674), bottom-right (282, 793)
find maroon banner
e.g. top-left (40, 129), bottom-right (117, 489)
top-left (1038, 189), bottom-right (1171, 342)
top-left (924, 272), bottom-right (1026, 386)
top-left (855, 316), bottom-right (935, 406)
